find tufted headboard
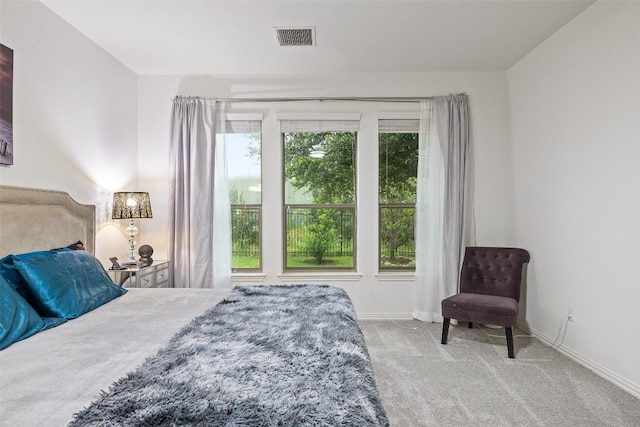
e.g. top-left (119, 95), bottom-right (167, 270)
top-left (0, 186), bottom-right (95, 257)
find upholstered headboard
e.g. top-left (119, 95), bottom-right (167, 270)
top-left (0, 186), bottom-right (95, 257)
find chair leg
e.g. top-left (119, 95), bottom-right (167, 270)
top-left (506, 327), bottom-right (515, 358)
top-left (441, 318), bottom-right (450, 344)
top-left (468, 322), bottom-right (473, 329)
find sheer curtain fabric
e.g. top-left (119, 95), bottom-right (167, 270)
top-left (169, 97), bottom-right (231, 288)
top-left (414, 94), bottom-right (475, 322)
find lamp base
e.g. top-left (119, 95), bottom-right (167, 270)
top-left (125, 220), bottom-right (139, 263)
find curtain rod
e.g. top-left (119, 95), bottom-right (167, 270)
top-left (174, 96), bottom-right (433, 103)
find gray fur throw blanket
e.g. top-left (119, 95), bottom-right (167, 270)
top-left (70, 285), bottom-right (389, 426)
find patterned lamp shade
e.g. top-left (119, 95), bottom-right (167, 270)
top-left (112, 192), bottom-right (153, 220)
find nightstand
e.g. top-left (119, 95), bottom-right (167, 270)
top-left (109, 260), bottom-right (172, 288)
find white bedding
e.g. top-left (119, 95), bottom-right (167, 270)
top-left (0, 287), bottom-right (231, 427)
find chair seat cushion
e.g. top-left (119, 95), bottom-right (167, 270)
top-left (442, 293), bottom-right (519, 327)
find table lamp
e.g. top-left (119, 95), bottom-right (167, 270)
top-left (112, 192), bottom-right (153, 263)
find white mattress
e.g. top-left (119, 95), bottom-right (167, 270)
top-left (0, 288), bottom-right (231, 427)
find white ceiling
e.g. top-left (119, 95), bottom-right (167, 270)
top-left (40, 0), bottom-right (594, 75)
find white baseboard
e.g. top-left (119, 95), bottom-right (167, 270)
top-left (517, 321), bottom-right (640, 400)
top-left (357, 313), bottom-right (414, 320)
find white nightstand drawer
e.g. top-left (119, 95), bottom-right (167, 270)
top-left (109, 260), bottom-right (172, 288)
top-left (136, 262), bottom-right (171, 288)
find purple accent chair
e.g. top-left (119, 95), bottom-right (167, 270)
top-left (441, 247), bottom-right (531, 358)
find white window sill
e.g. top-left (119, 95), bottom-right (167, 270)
top-left (230, 273), bottom-right (266, 282)
top-left (375, 272), bottom-right (415, 282)
top-left (231, 272), bottom-right (413, 283)
top-left (278, 272), bottom-right (363, 282)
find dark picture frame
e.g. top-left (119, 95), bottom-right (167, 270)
top-left (109, 257), bottom-right (126, 270)
top-left (1, 43), bottom-right (14, 165)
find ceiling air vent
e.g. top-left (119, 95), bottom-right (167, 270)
top-left (274, 26), bottom-right (315, 47)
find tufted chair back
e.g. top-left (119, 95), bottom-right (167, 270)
top-left (459, 247), bottom-right (531, 301)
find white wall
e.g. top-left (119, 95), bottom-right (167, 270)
top-left (507, 1), bottom-right (640, 396)
top-left (1, 1), bottom-right (513, 316)
top-left (137, 72), bottom-right (512, 315)
top-left (0, 1), bottom-right (138, 264)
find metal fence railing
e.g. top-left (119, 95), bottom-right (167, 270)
top-left (285, 208), bottom-right (354, 257)
top-left (232, 206), bottom-right (416, 261)
top-left (231, 207), bottom-right (260, 257)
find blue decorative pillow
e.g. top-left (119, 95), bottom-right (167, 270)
top-left (0, 244), bottom-right (85, 292)
top-left (0, 275), bottom-right (47, 350)
top-left (13, 250), bottom-right (127, 319)
top-left (0, 249), bottom-right (72, 293)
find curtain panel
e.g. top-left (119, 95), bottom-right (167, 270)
top-left (169, 97), bottom-right (231, 288)
top-left (414, 94), bottom-right (475, 322)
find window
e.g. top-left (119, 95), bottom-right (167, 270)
top-left (281, 115), bottom-right (359, 271)
top-left (224, 117), bottom-right (262, 271)
top-left (378, 117), bottom-right (419, 270)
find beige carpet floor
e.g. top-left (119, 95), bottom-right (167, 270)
top-left (359, 320), bottom-right (640, 427)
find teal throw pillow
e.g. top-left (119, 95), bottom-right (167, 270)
top-left (13, 250), bottom-right (127, 319)
top-left (0, 275), bottom-right (47, 350)
top-left (0, 249), bottom-right (72, 293)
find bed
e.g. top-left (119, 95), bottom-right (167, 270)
top-left (0, 186), bottom-right (388, 426)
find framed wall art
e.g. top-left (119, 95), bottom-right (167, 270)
top-left (1, 43), bottom-right (14, 165)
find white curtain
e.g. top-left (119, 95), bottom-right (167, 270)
top-left (169, 97), bottom-right (231, 288)
top-left (414, 94), bottom-right (475, 322)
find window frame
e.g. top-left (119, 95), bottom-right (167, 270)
top-left (377, 114), bottom-right (420, 272)
top-left (223, 114), bottom-right (263, 273)
top-left (279, 114), bottom-right (360, 272)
